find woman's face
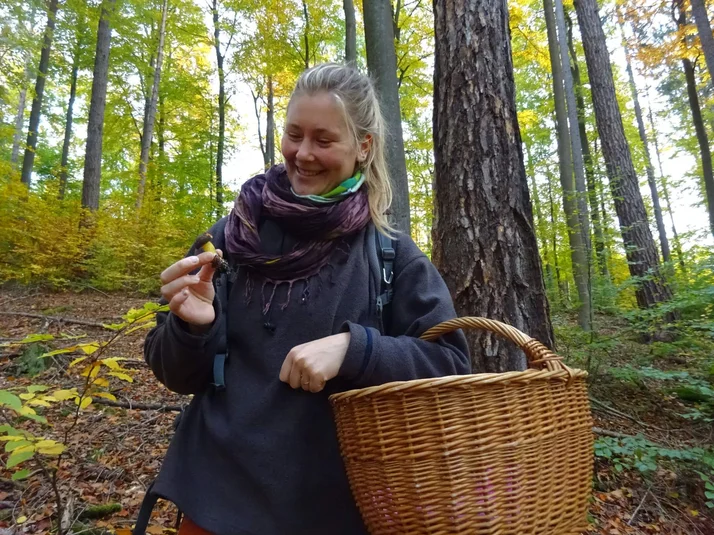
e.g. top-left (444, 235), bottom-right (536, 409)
top-left (281, 92), bottom-right (368, 196)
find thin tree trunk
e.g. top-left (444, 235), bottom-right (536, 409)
top-left (433, 0), bottom-right (554, 372)
top-left (252, 87), bottom-right (268, 169)
top-left (616, 9), bottom-right (671, 264)
top-left (526, 145), bottom-right (554, 293)
top-left (547, 169), bottom-right (566, 302)
top-left (267, 75), bottom-right (275, 167)
top-left (574, 0), bottom-right (673, 312)
top-left (544, 0), bottom-right (591, 331)
top-left (565, 10), bottom-right (609, 279)
top-left (302, 0), bottom-right (310, 69)
top-left (11, 85), bottom-right (28, 166)
top-left (690, 0), bottom-right (714, 90)
top-left (212, 0), bottom-right (225, 212)
top-left (675, 2), bottom-right (714, 239)
top-left (59, 46), bottom-right (81, 200)
top-left (554, 0), bottom-right (591, 252)
top-left (344, 0), bottom-right (356, 64)
top-left (82, 0), bottom-right (117, 212)
top-left (137, 0), bottom-right (169, 210)
top-left (156, 90), bottom-right (165, 203)
top-left (21, 0), bottom-right (60, 186)
top-left (647, 98), bottom-right (686, 272)
top-left (363, 0), bottom-right (411, 234)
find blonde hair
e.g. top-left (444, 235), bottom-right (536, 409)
top-left (290, 63), bottom-right (395, 235)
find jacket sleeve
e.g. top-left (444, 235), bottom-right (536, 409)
top-left (143, 300), bottom-right (222, 395)
top-left (339, 245), bottom-right (471, 388)
top-left (143, 218), bottom-right (228, 395)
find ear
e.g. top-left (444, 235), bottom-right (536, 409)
top-left (357, 135), bottom-right (372, 163)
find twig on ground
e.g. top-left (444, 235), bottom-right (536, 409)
top-left (590, 396), bottom-right (669, 431)
top-left (628, 485), bottom-right (651, 526)
top-left (94, 398), bottom-right (183, 412)
top-left (0, 312), bottom-right (111, 329)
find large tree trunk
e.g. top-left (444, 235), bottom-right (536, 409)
top-left (544, 0), bottom-right (591, 331)
top-left (59, 48), bottom-right (80, 200)
top-left (565, 10), bottom-right (609, 279)
top-left (574, 0), bottom-right (673, 311)
top-left (212, 0), bottom-right (225, 212)
top-left (137, 0), bottom-right (169, 210)
top-left (343, 0), bottom-right (356, 64)
top-left (433, 0), bottom-right (554, 372)
top-left (690, 0), bottom-right (714, 91)
top-left (20, 0), bottom-right (60, 186)
top-left (363, 0), bottom-right (411, 234)
top-left (616, 11), bottom-right (671, 264)
top-left (82, 0), bottom-right (117, 212)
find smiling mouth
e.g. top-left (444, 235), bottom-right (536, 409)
top-left (296, 166), bottom-right (323, 177)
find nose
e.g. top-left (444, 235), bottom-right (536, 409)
top-left (295, 139), bottom-right (315, 162)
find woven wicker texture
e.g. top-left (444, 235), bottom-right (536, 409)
top-left (330, 317), bottom-right (593, 534)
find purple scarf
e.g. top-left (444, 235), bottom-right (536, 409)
top-left (224, 165), bottom-right (370, 309)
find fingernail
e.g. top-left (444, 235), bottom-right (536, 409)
top-left (183, 289), bottom-right (189, 297)
top-left (189, 256), bottom-right (199, 264)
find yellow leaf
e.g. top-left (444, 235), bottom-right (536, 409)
top-left (146, 527), bottom-right (164, 535)
top-left (126, 322), bottom-right (156, 335)
top-left (19, 393), bottom-right (35, 400)
top-left (69, 356), bottom-right (88, 368)
top-left (52, 389), bottom-right (78, 401)
top-left (108, 372), bottom-right (134, 383)
top-left (690, 509), bottom-right (699, 517)
top-left (94, 392), bottom-right (117, 401)
top-left (0, 436), bottom-right (26, 442)
top-left (79, 396), bottom-right (92, 409)
top-left (27, 399), bottom-right (51, 407)
top-left (12, 444), bottom-right (35, 454)
top-left (16, 516), bottom-right (27, 524)
top-left (36, 443), bottom-right (65, 455)
top-left (18, 406), bottom-right (36, 416)
top-left (115, 530), bottom-right (133, 535)
top-left (81, 362), bottom-right (101, 378)
top-left (80, 343), bottom-right (102, 355)
top-left (100, 357), bottom-right (126, 370)
top-left (93, 378), bottom-right (109, 388)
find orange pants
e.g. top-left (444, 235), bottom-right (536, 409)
top-left (178, 517), bottom-right (213, 535)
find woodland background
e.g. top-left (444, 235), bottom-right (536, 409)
top-left (1, 0), bottom-right (714, 533)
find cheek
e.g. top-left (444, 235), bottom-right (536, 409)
top-left (281, 138), bottom-right (295, 160)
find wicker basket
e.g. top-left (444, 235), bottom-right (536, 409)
top-left (330, 317), bottom-right (593, 535)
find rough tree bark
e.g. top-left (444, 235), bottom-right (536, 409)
top-left (212, 0), bottom-right (226, 212)
top-left (82, 0), bottom-right (117, 212)
top-left (363, 0), bottom-right (411, 234)
top-left (20, 0), bottom-right (60, 186)
top-left (574, 0), bottom-right (673, 311)
top-left (690, 0), bottom-right (714, 92)
top-left (433, 0), bottom-right (554, 372)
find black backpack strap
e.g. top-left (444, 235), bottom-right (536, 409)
top-left (212, 352), bottom-right (227, 390)
top-left (133, 481), bottom-right (159, 535)
top-left (375, 228), bottom-right (395, 330)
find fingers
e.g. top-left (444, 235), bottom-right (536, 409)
top-left (161, 274), bottom-right (201, 302)
top-left (160, 251), bottom-right (217, 285)
top-left (168, 287), bottom-right (190, 315)
top-left (279, 347), bottom-right (326, 393)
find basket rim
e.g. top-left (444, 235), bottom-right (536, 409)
top-left (329, 367), bottom-right (588, 402)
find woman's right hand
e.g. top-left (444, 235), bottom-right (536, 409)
top-left (160, 250), bottom-right (222, 328)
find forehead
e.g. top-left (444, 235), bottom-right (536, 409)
top-left (286, 92), bottom-right (349, 135)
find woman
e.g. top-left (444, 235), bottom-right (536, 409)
top-left (144, 63), bottom-right (470, 535)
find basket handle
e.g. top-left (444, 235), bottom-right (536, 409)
top-left (419, 317), bottom-right (566, 372)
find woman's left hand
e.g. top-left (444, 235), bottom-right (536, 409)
top-left (279, 333), bottom-right (350, 393)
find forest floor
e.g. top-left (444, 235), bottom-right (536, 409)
top-left (0, 286), bottom-right (712, 534)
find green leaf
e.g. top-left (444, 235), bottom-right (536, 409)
top-left (40, 347), bottom-right (75, 358)
top-left (11, 469), bottom-right (31, 481)
top-left (26, 385), bottom-right (48, 393)
top-left (0, 390), bottom-right (22, 411)
top-left (7, 450), bottom-right (34, 468)
top-left (6, 440), bottom-right (32, 452)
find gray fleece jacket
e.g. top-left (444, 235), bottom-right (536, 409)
top-left (144, 216), bottom-right (470, 535)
